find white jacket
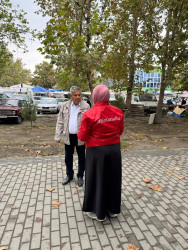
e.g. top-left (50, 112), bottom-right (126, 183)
top-left (54, 100), bottom-right (90, 145)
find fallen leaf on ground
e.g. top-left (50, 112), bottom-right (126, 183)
top-left (52, 200), bottom-right (61, 208)
top-left (0, 247), bottom-right (6, 250)
top-left (74, 190), bottom-right (81, 194)
top-left (142, 177), bottom-right (152, 183)
top-left (178, 176), bottom-right (185, 180)
top-left (11, 206), bottom-right (16, 208)
top-left (127, 243), bottom-right (139, 250)
top-left (62, 163), bottom-right (66, 166)
top-left (162, 147), bottom-right (168, 150)
top-left (46, 188), bottom-right (55, 192)
top-left (148, 184), bottom-right (163, 192)
top-left (122, 149), bottom-right (130, 152)
top-left (75, 185), bottom-right (79, 188)
top-left (24, 182), bottom-right (28, 186)
top-left (35, 150), bottom-right (41, 155)
top-left (36, 217), bottom-right (42, 222)
top-left (174, 167), bottom-right (180, 171)
top-left (24, 148), bottom-right (30, 152)
top-left (137, 194), bottom-right (143, 198)
top-left (166, 172), bottom-right (173, 176)
top-left (35, 182), bottom-right (40, 185)
top-left (60, 242), bottom-right (67, 248)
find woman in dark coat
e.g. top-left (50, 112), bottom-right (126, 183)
top-left (77, 85), bottom-right (124, 221)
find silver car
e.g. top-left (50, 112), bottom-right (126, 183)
top-left (37, 98), bottom-right (58, 114)
top-left (33, 96), bottom-right (43, 106)
top-left (56, 98), bottom-right (68, 111)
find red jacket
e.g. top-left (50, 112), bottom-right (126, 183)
top-left (77, 102), bottom-right (124, 147)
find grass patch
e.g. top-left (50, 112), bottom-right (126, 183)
top-left (120, 140), bottom-right (132, 149)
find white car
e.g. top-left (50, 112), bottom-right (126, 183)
top-left (33, 96), bottom-right (43, 106)
top-left (37, 98), bottom-right (59, 114)
top-left (56, 98), bottom-right (68, 111)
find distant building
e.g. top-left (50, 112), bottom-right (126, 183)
top-left (104, 70), bottom-right (173, 93)
top-left (134, 71), bottom-right (161, 90)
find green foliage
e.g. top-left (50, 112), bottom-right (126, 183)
top-left (120, 140), bottom-right (131, 149)
top-left (22, 101), bottom-right (37, 126)
top-left (0, 0), bottom-right (30, 75)
top-left (31, 61), bottom-right (56, 89)
top-left (0, 58), bottom-right (31, 87)
top-left (35, 0), bottom-right (108, 91)
top-left (0, 0), bottom-right (29, 46)
top-left (110, 94), bottom-right (125, 111)
top-left (0, 43), bottom-right (13, 76)
top-left (137, 0), bottom-right (188, 122)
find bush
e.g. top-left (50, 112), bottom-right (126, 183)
top-left (110, 94), bottom-right (125, 110)
top-left (22, 101), bottom-right (37, 126)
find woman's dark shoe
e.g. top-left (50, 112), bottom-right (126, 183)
top-left (62, 176), bottom-right (73, 185)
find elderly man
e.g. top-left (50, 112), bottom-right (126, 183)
top-left (54, 86), bottom-right (90, 186)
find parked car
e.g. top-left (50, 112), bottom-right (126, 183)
top-left (2, 91), bottom-right (15, 97)
top-left (0, 93), bottom-right (11, 99)
top-left (0, 98), bottom-right (26, 124)
top-left (37, 98), bottom-right (59, 114)
top-left (33, 96), bottom-right (43, 106)
top-left (56, 98), bottom-right (68, 111)
top-left (13, 94), bottom-right (33, 103)
top-left (132, 94), bottom-right (158, 114)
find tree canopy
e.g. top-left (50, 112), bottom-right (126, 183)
top-left (0, 58), bottom-right (31, 87)
top-left (0, 0), bottom-right (31, 82)
top-left (31, 61), bottom-right (56, 89)
top-left (35, 0), bottom-right (188, 121)
top-left (35, 0), bottom-right (108, 91)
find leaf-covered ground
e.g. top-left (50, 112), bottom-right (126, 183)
top-left (0, 114), bottom-right (187, 159)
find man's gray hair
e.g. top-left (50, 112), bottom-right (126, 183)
top-left (70, 86), bottom-right (81, 95)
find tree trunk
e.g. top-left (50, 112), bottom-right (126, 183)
top-left (125, 14), bottom-right (138, 111)
top-left (86, 0), bottom-right (93, 93)
top-left (155, 66), bottom-right (166, 123)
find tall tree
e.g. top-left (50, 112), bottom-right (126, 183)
top-left (101, 0), bottom-right (153, 110)
top-left (138, 0), bottom-right (188, 123)
top-left (0, 0), bottom-right (30, 77)
top-left (0, 58), bottom-right (31, 87)
top-left (35, 0), bottom-right (107, 92)
top-left (31, 61), bottom-right (56, 89)
top-left (0, 44), bottom-right (13, 77)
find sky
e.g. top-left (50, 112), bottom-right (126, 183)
top-left (9, 0), bottom-right (50, 73)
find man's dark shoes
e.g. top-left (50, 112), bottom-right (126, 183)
top-left (77, 177), bottom-right (83, 187)
top-left (62, 176), bottom-right (73, 185)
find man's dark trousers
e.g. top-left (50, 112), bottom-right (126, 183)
top-left (65, 134), bottom-right (85, 179)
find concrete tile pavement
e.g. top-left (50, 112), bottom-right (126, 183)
top-left (0, 149), bottom-right (187, 250)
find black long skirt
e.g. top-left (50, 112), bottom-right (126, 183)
top-left (82, 143), bottom-right (122, 220)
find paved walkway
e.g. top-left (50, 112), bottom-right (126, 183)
top-left (0, 149), bottom-right (188, 250)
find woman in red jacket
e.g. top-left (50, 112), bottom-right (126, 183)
top-left (77, 85), bottom-right (124, 221)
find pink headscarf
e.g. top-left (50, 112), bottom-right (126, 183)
top-left (92, 85), bottom-right (110, 104)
